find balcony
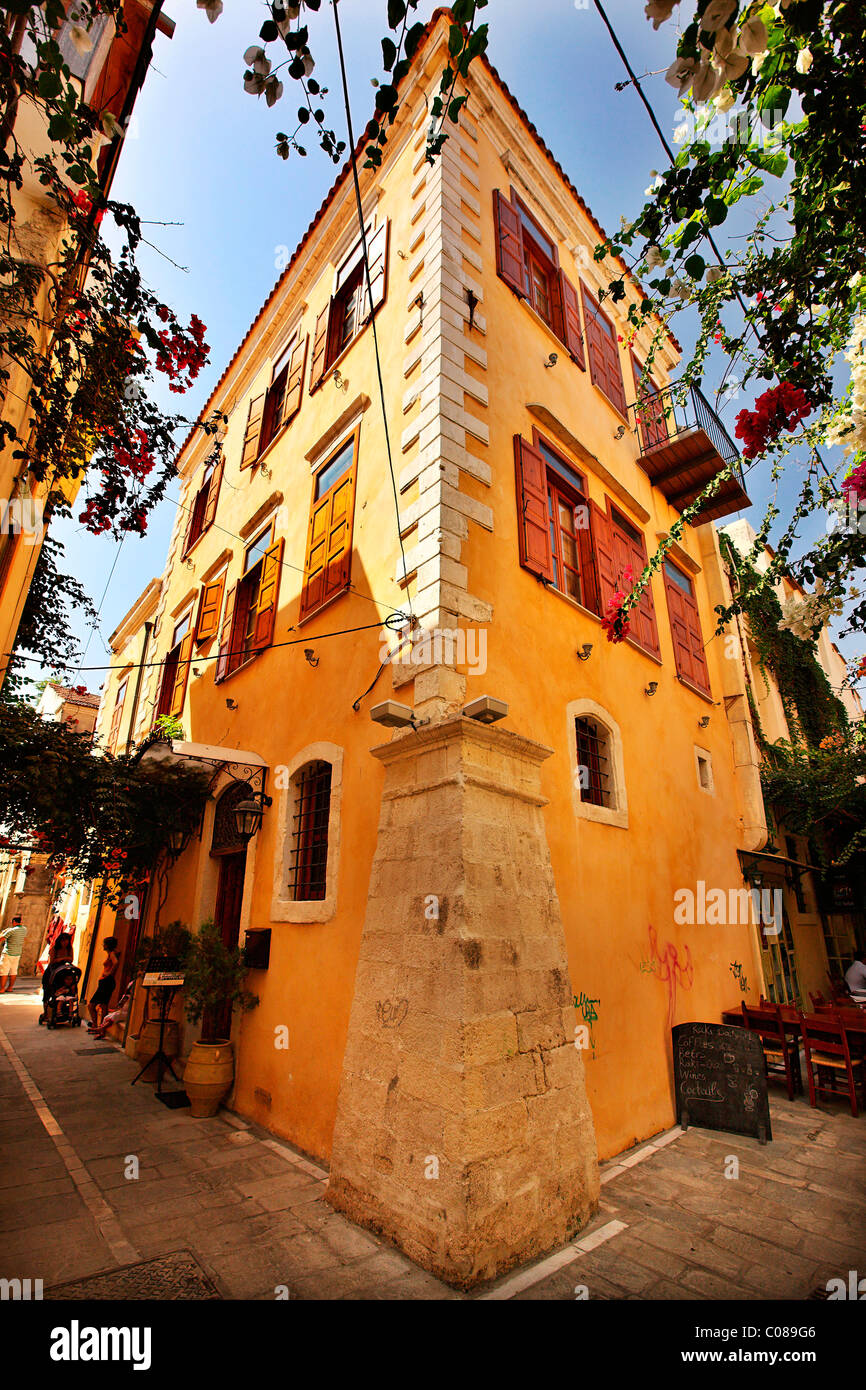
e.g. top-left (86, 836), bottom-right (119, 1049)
top-left (628, 380), bottom-right (750, 524)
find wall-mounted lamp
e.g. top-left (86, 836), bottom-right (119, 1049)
top-left (466, 288), bottom-right (478, 331)
top-left (698, 715), bottom-right (710, 729)
top-left (397, 249), bottom-right (407, 260)
top-left (183, 556), bottom-right (195, 572)
top-left (304, 648), bottom-right (319, 667)
top-left (225, 698), bottom-right (238, 711)
top-left (192, 667), bottom-right (202, 678)
top-left (544, 352), bottom-right (558, 369)
top-left (577, 643), bottom-right (593, 662)
top-left (234, 799), bottom-right (264, 842)
top-left (258, 461), bottom-right (272, 480)
top-left (614, 424), bottom-right (627, 440)
top-left (644, 681), bottom-right (658, 697)
top-left (463, 695), bottom-right (508, 725)
top-left (334, 369), bottom-right (347, 392)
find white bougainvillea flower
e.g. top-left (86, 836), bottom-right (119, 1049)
top-left (670, 277), bottom-right (691, 299)
top-left (68, 24), bottom-right (93, 55)
top-left (645, 170), bottom-right (663, 195)
top-left (645, 0), bottom-right (679, 29)
top-left (714, 87), bottom-right (736, 112)
top-left (645, 245), bottom-right (665, 268)
top-left (197, 0), bottom-right (223, 21)
top-left (702, 0), bottom-right (736, 31)
top-left (796, 47), bottom-right (813, 74)
top-left (714, 47), bottom-right (749, 82)
top-left (302, 53), bottom-right (315, 78)
top-left (265, 77), bottom-right (284, 108)
top-left (714, 26), bottom-right (735, 58)
top-left (244, 72), bottom-right (268, 95)
top-left (693, 60), bottom-right (724, 102)
top-left (739, 16), bottom-right (768, 54)
top-left (666, 56), bottom-right (697, 96)
top-left (101, 110), bottom-right (124, 139)
top-left (244, 46), bottom-right (265, 66)
top-left (705, 265), bottom-right (726, 283)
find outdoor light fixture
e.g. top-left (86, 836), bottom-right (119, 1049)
top-left (370, 700), bottom-right (416, 728)
top-left (226, 698), bottom-right (238, 711)
top-left (577, 643), bottom-right (593, 662)
top-left (234, 799), bottom-right (264, 842)
top-left (462, 695), bottom-right (508, 724)
top-left (698, 715), bottom-right (710, 728)
top-left (644, 681), bottom-right (658, 697)
top-left (544, 352), bottom-right (558, 368)
top-left (167, 827), bottom-right (186, 856)
top-left (304, 648), bottom-right (319, 667)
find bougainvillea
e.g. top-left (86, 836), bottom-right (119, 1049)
top-left (734, 383), bottom-right (814, 461)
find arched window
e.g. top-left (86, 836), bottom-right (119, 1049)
top-left (574, 716), bottom-right (612, 808)
top-left (566, 699), bottom-right (628, 829)
top-left (289, 761), bottom-right (332, 901)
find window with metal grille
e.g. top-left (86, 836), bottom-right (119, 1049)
top-left (575, 717), bottom-right (612, 808)
top-left (288, 761), bottom-right (332, 901)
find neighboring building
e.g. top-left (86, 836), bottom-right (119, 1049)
top-left (720, 519), bottom-right (865, 1007)
top-left (35, 680), bottom-right (100, 737)
top-left (87, 10), bottom-right (787, 1285)
top-left (0, 2), bottom-right (174, 688)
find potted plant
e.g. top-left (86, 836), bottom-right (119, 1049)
top-left (181, 920), bottom-right (258, 1117)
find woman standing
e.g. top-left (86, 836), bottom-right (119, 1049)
top-left (88, 936), bottom-right (119, 1031)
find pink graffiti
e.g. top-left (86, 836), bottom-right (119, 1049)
top-left (647, 924), bottom-right (694, 1031)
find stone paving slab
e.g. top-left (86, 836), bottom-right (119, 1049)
top-left (2, 981), bottom-right (866, 1301)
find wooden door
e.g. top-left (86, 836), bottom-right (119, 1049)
top-left (212, 850), bottom-right (246, 1039)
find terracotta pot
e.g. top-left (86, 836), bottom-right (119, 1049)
top-left (133, 1020), bottom-right (179, 1083)
top-left (183, 1040), bottom-right (233, 1118)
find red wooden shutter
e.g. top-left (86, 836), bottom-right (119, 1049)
top-left (214, 583), bottom-right (237, 682)
top-left (363, 220), bottom-right (389, 318)
top-left (203, 458), bottom-right (223, 531)
top-left (619, 527), bottom-right (661, 658)
top-left (283, 334), bottom-right (308, 423)
top-left (252, 538), bottom-right (283, 650)
top-left (169, 633), bottom-right (193, 718)
top-left (590, 500), bottom-right (618, 616)
top-left (196, 573), bottom-right (225, 644)
top-left (308, 303), bottom-right (331, 393)
top-left (577, 506), bottom-right (599, 614)
top-left (240, 394), bottom-right (265, 469)
top-left (494, 190), bottom-right (525, 296)
top-left (664, 569), bottom-right (710, 694)
top-left (581, 283), bottom-right (627, 416)
top-left (513, 435), bottom-right (553, 580)
top-left (560, 271), bottom-right (585, 369)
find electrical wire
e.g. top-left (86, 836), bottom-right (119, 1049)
top-left (69, 536), bottom-right (125, 684)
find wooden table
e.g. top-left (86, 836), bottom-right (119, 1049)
top-left (723, 1005), bottom-right (866, 1051)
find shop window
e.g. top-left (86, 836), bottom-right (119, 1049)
top-left (157, 610), bottom-right (193, 720)
top-left (299, 431), bottom-right (358, 621)
top-left (309, 220), bottom-right (390, 392)
top-left (215, 523), bottom-right (284, 681)
top-left (663, 559), bottom-right (711, 696)
top-left (581, 282), bottom-right (627, 416)
top-left (493, 189), bottom-right (585, 367)
top-left (288, 761), bottom-right (332, 901)
top-left (182, 453), bottom-right (223, 555)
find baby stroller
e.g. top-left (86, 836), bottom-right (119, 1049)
top-left (39, 961), bottom-right (83, 1029)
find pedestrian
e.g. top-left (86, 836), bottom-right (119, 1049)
top-left (88, 935), bottom-right (120, 1029)
top-left (0, 914), bottom-right (29, 993)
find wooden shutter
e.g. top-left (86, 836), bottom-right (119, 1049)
top-left (581, 283), bottom-right (627, 417)
top-left (664, 567), bottom-right (710, 695)
top-left (214, 583), bottom-right (237, 682)
top-left (309, 303), bottom-right (331, 393)
top-left (609, 517), bottom-right (660, 658)
top-left (632, 354), bottom-right (668, 449)
top-left (590, 500), bottom-right (619, 616)
top-left (252, 537), bottom-right (283, 650)
top-left (494, 190), bottom-right (525, 296)
top-left (240, 394), bottom-right (265, 469)
top-left (560, 271), bottom-right (585, 369)
top-left (513, 435), bottom-right (553, 580)
top-left (577, 508), bottom-right (599, 614)
top-left (283, 334), bottom-right (308, 423)
top-left (108, 682), bottom-right (126, 751)
top-left (363, 220), bottom-right (389, 319)
top-left (300, 456), bottom-right (357, 620)
top-left (181, 481), bottom-right (198, 555)
top-left (203, 458), bottom-right (223, 531)
top-left (169, 633), bottom-right (193, 717)
top-left (196, 573), bottom-right (225, 644)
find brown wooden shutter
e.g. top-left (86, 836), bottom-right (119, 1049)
top-left (581, 283), bottom-right (627, 417)
top-left (240, 395), bottom-right (265, 469)
top-left (300, 456), bottom-right (357, 620)
top-left (108, 682), bottom-right (126, 752)
top-left (363, 219), bottom-right (389, 319)
top-left (214, 583), bottom-right (237, 682)
top-left (252, 537), bottom-right (283, 650)
top-left (203, 458), bottom-right (223, 531)
top-left (590, 500), bottom-right (619, 615)
top-left (169, 633), bottom-right (193, 717)
top-left (308, 303), bottom-right (331, 393)
top-left (196, 573), bottom-right (225, 644)
top-left (632, 353), bottom-right (668, 449)
top-left (513, 435), bottom-right (553, 580)
top-left (618, 526), bottom-right (661, 658)
top-left (560, 271), bottom-right (585, 369)
top-left (494, 190), bottom-right (525, 296)
top-left (577, 508), bottom-right (599, 614)
top-left (181, 482), bottom-right (197, 555)
top-left (664, 568), bottom-right (710, 694)
top-left (283, 334), bottom-right (308, 423)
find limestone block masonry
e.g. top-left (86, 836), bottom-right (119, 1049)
top-left (326, 714), bottom-right (600, 1288)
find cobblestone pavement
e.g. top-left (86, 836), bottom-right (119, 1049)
top-left (2, 981), bottom-right (865, 1301)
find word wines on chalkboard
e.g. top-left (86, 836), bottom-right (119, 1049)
top-left (673, 1022), bottom-right (772, 1145)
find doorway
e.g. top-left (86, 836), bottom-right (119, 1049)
top-left (209, 783), bottom-right (251, 1040)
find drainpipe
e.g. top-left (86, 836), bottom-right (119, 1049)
top-left (125, 619), bottom-right (152, 754)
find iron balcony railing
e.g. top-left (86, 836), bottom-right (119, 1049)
top-left (629, 379), bottom-right (746, 492)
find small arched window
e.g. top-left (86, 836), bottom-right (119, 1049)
top-left (289, 761), bottom-right (332, 901)
top-left (574, 716), bottom-right (612, 808)
top-left (567, 699), bottom-right (628, 829)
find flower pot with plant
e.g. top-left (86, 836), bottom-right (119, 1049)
top-left (181, 920), bottom-right (258, 1117)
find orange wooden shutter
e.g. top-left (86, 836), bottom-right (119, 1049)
top-left (108, 683), bottom-right (126, 751)
top-left (308, 303), bottom-right (331, 393)
top-left (560, 271), bottom-right (585, 369)
top-left (664, 568), bottom-right (710, 694)
top-left (494, 190), bottom-right (525, 296)
top-left (203, 458), bottom-right (223, 531)
top-left (581, 283), bottom-right (627, 416)
top-left (214, 583), bottom-right (237, 682)
top-left (252, 537), bottom-right (283, 650)
top-left (590, 500), bottom-right (619, 615)
top-left (240, 395), bottom-right (265, 469)
top-left (300, 456), bottom-right (357, 620)
top-left (513, 435), bottom-right (553, 580)
top-left (283, 335), bottom-right (308, 423)
top-left (181, 482), bottom-right (197, 554)
top-left (169, 633), bottom-right (193, 717)
top-left (612, 520), bottom-right (660, 658)
top-left (363, 220), bottom-right (389, 318)
top-left (196, 573), bottom-right (225, 644)
top-left (577, 509), bottom-right (599, 614)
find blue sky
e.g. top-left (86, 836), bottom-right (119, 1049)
top-left (48, 0), bottom-right (861, 693)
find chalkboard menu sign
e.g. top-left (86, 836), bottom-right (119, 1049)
top-left (673, 1022), bottom-right (772, 1145)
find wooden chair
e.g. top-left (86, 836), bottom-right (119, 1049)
top-left (810, 990), bottom-right (827, 1009)
top-left (828, 973), bottom-right (853, 1004)
top-left (800, 1013), bottom-right (866, 1118)
top-left (742, 1002), bottom-right (801, 1100)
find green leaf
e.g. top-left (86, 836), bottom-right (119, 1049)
top-left (678, 220), bottom-right (702, 250)
top-left (259, 19), bottom-right (278, 41)
top-left (685, 253), bottom-right (705, 280)
top-left (387, 0), bottom-right (406, 27)
top-left (704, 197), bottom-right (727, 226)
top-left (758, 84), bottom-right (790, 125)
top-left (381, 37), bottom-right (397, 71)
top-left (448, 24), bottom-right (463, 57)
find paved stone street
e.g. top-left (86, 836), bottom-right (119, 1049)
top-left (1, 981), bottom-right (865, 1301)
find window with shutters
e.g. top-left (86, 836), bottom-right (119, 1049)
top-left (606, 506), bottom-right (661, 660)
top-left (195, 570), bottom-right (226, 645)
top-left (259, 331), bottom-right (308, 454)
top-left (581, 282), bottom-right (627, 416)
top-left (513, 431), bottom-right (598, 613)
top-left (157, 611), bottom-right (193, 720)
top-left (107, 675), bottom-right (129, 754)
top-left (663, 558), bottom-right (711, 696)
top-left (299, 431), bottom-right (358, 622)
top-left (567, 699), bottom-right (628, 829)
top-left (309, 221), bottom-right (390, 393)
top-left (183, 453), bottom-right (223, 556)
top-left (214, 521), bottom-right (284, 681)
top-left (493, 189), bottom-right (585, 368)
